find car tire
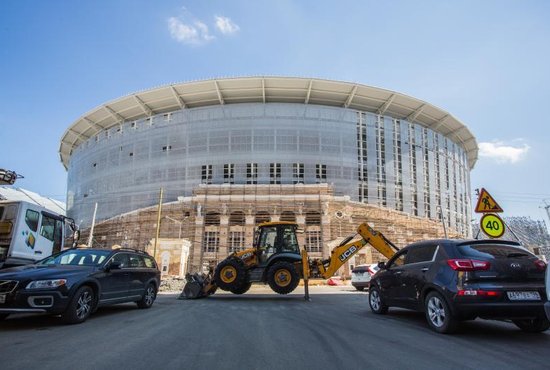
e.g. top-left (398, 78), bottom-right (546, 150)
top-left (424, 291), bottom-right (458, 334)
top-left (62, 285), bottom-right (94, 324)
top-left (267, 261), bottom-right (300, 294)
top-left (214, 258), bottom-right (248, 292)
top-left (355, 286), bottom-right (365, 291)
top-left (368, 286), bottom-right (388, 314)
top-left (137, 283), bottom-right (157, 309)
top-left (230, 282), bottom-right (252, 295)
top-left (512, 317), bottom-right (550, 333)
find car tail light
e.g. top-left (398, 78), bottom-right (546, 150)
top-left (534, 259), bottom-right (547, 272)
top-left (457, 289), bottom-right (501, 297)
top-left (447, 259), bottom-right (490, 271)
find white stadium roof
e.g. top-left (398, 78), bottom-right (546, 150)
top-left (60, 76), bottom-right (478, 169)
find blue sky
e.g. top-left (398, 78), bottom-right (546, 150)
top-left (1, 0), bottom-right (550, 226)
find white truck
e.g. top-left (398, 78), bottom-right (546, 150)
top-left (0, 200), bottom-right (78, 268)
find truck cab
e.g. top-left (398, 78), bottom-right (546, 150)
top-left (0, 200), bottom-right (77, 267)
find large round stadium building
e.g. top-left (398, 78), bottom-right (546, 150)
top-left (60, 77), bottom-right (477, 273)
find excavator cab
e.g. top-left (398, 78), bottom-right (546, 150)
top-left (255, 222), bottom-right (300, 265)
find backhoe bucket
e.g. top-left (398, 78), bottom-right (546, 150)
top-left (179, 272), bottom-right (217, 299)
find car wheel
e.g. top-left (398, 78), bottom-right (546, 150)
top-left (62, 286), bottom-right (94, 324)
top-left (267, 261), bottom-right (300, 294)
top-left (512, 317), bottom-right (550, 333)
top-left (424, 291), bottom-right (458, 334)
top-left (137, 283), bottom-right (157, 309)
top-left (0, 314), bottom-right (9, 321)
top-left (355, 286), bottom-right (365, 291)
top-left (368, 286), bottom-right (388, 314)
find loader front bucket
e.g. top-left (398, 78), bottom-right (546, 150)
top-left (178, 272), bottom-right (216, 299)
top-left (181, 280), bottom-right (204, 299)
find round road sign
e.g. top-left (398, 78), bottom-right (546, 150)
top-left (480, 213), bottom-right (505, 238)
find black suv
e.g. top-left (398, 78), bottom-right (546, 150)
top-left (368, 239), bottom-right (548, 334)
top-left (0, 248), bottom-right (160, 324)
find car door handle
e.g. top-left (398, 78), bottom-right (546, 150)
top-left (421, 268), bottom-right (429, 272)
top-left (394, 271), bottom-right (403, 275)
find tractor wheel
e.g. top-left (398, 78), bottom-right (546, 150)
top-left (214, 258), bottom-right (248, 292)
top-left (267, 261), bottom-right (300, 295)
top-left (230, 282), bottom-right (252, 295)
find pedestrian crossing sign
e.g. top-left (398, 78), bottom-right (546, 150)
top-left (474, 188), bottom-right (503, 213)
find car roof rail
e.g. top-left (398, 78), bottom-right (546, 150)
top-left (113, 247), bottom-right (150, 255)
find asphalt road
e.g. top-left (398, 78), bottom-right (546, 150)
top-left (0, 286), bottom-right (548, 370)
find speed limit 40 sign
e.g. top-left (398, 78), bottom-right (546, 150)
top-left (480, 213), bottom-right (505, 238)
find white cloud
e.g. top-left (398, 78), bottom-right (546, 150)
top-left (214, 15), bottom-right (240, 35)
top-left (478, 141), bottom-right (530, 164)
top-left (168, 17), bottom-right (214, 45)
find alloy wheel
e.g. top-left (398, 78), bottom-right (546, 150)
top-left (144, 286), bottom-right (155, 306)
top-left (76, 291), bottom-right (92, 319)
top-left (427, 296), bottom-right (446, 327)
top-left (370, 290), bottom-right (381, 311)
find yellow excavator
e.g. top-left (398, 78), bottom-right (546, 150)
top-left (181, 221), bottom-right (399, 299)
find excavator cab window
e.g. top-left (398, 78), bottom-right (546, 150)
top-left (280, 225), bottom-right (300, 254)
top-left (257, 226), bottom-right (278, 264)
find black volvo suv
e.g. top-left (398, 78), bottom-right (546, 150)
top-left (0, 248), bottom-right (160, 324)
top-left (368, 239), bottom-right (548, 333)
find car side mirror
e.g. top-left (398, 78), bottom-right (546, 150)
top-left (106, 261), bottom-right (122, 271)
top-left (377, 261), bottom-right (386, 269)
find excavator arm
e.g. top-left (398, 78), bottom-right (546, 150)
top-left (309, 222), bottom-right (399, 279)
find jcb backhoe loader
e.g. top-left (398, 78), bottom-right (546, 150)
top-left (181, 221), bottom-right (399, 299)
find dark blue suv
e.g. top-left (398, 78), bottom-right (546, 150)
top-left (369, 239), bottom-right (548, 333)
top-left (0, 248), bottom-right (160, 324)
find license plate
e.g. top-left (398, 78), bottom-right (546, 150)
top-left (0, 294), bottom-right (5, 304)
top-left (507, 291), bottom-right (541, 301)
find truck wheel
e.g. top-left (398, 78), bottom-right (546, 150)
top-left (214, 258), bottom-right (248, 292)
top-left (512, 318), bottom-right (550, 333)
top-left (267, 261), bottom-right (300, 295)
top-left (230, 282), bottom-right (252, 295)
top-left (62, 286), bottom-right (94, 324)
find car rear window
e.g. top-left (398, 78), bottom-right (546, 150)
top-left (144, 256), bottom-right (156, 268)
top-left (352, 266), bottom-right (368, 273)
top-left (457, 244), bottom-right (533, 259)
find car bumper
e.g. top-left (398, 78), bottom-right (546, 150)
top-left (351, 281), bottom-right (370, 288)
top-left (0, 290), bottom-right (70, 315)
top-left (454, 301), bottom-right (547, 320)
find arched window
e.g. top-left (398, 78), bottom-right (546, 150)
top-left (205, 212), bottom-right (220, 226)
top-left (305, 211), bottom-right (321, 226)
top-left (255, 211), bottom-right (271, 224)
top-left (229, 211), bottom-right (245, 225)
top-left (280, 211), bottom-right (296, 222)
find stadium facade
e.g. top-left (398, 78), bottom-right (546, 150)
top-left (60, 77), bottom-right (478, 273)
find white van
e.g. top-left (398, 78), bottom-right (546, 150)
top-left (0, 200), bottom-right (78, 267)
